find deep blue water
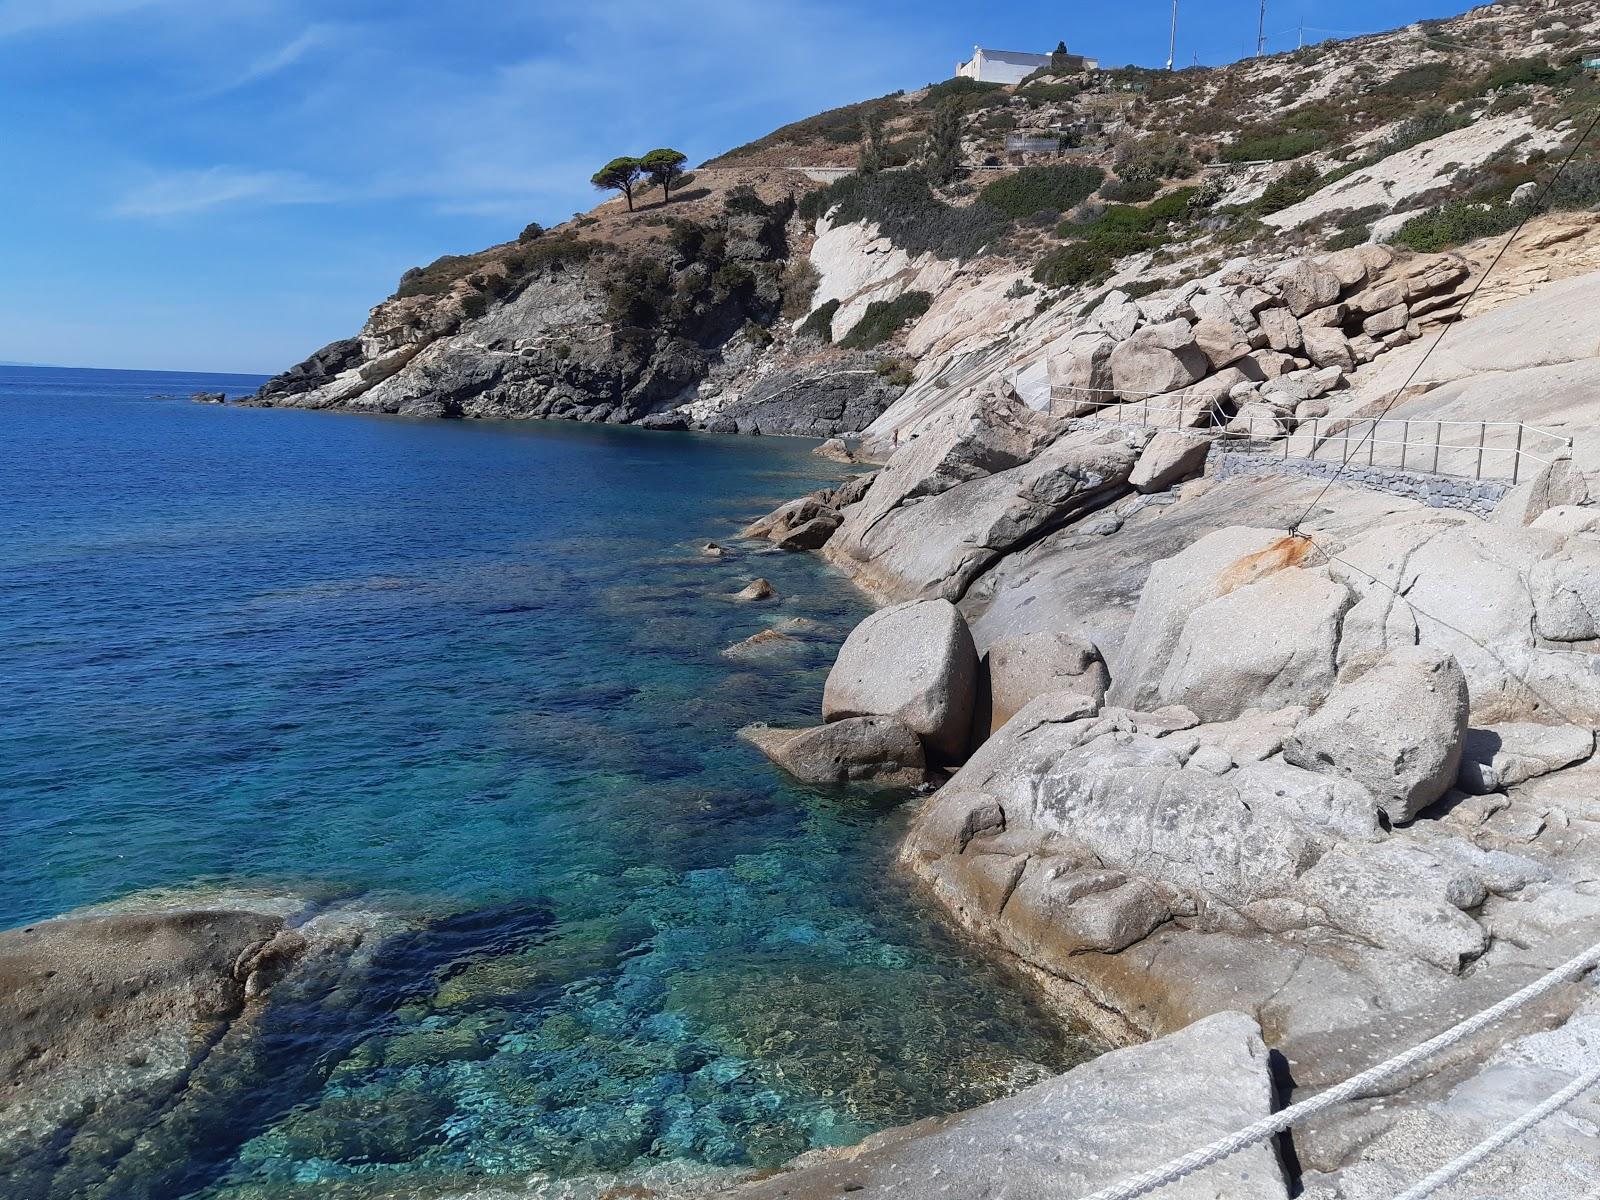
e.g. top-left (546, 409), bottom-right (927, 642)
top-left (0, 367), bottom-right (1087, 1198)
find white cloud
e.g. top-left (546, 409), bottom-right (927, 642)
top-left (222, 22), bottom-right (338, 91)
top-left (111, 166), bottom-right (333, 217)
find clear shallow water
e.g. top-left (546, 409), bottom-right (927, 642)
top-left (1, 367), bottom-right (1090, 1198)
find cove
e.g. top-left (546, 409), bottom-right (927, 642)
top-left (0, 366), bottom-right (1092, 1198)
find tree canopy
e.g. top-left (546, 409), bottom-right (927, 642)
top-left (640, 148), bottom-right (689, 201)
top-left (591, 156), bottom-right (643, 211)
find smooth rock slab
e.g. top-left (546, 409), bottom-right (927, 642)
top-left (1458, 722), bottom-right (1595, 794)
top-left (739, 717), bottom-right (927, 789)
top-left (724, 1011), bottom-right (1286, 1200)
top-left (1159, 567), bottom-right (1352, 723)
top-left (823, 599), bottom-right (978, 763)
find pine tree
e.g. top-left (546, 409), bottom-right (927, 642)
top-left (857, 111), bottom-right (887, 176)
top-left (591, 157), bottom-right (643, 212)
top-left (924, 100), bottom-right (963, 186)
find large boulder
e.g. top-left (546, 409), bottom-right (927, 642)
top-left (740, 717), bottom-right (927, 788)
top-left (982, 631), bottom-right (1108, 735)
top-left (1130, 430), bottom-right (1212, 493)
top-left (1271, 258), bottom-right (1342, 317)
top-left (1494, 457), bottom-right (1590, 528)
top-left (823, 599), bottom-right (979, 763)
top-left (1111, 527), bottom-right (1305, 711)
top-left (1284, 647), bottom-right (1469, 824)
top-left (1109, 320), bottom-right (1210, 401)
top-left (1159, 567), bottom-right (1352, 722)
top-left (728, 1012), bottom-right (1285, 1200)
top-left (1048, 331), bottom-right (1117, 415)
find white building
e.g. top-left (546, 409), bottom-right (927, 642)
top-left (955, 45), bottom-right (1098, 85)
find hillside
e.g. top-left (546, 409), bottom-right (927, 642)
top-left (251, 1), bottom-right (1600, 440)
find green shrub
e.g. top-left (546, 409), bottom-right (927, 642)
top-left (838, 291), bottom-right (932, 349)
top-left (1255, 163), bottom-right (1323, 215)
top-left (518, 222), bottom-right (544, 243)
top-left (1223, 127), bottom-right (1329, 163)
top-left (798, 299), bottom-right (840, 342)
top-left (1100, 177), bottom-right (1158, 203)
top-left (1378, 62), bottom-right (1459, 97)
top-left (1324, 225), bottom-right (1371, 251)
top-left (876, 358), bottom-right (915, 387)
top-left (1018, 82), bottom-right (1084, 104)
top-left (712, 94), bottom-right (906, 160)
top-left (1033, 242), bottom-right (1115, 287)
top-left (1116, 134), bottom-right (1198, 182)
top-left (800, 169), bottom-right (1010, 260)
top-left (460, 292), bottom-right (489, 319)
top-left (1393, 198), bottom-right (1526, 253)
top-left (780, 260), bottom-right (820, 319)
top-left (1547, 161), bottom-right (1600, 210)
top-left (1482, 56), bottom-right (1580, 92)
top-left (920, 77), bottom-right (1006, 109)
top-left (979, 164), bottom-right (1105, 218)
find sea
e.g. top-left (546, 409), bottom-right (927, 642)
top-left (0, 366), bottom-right (1091, 1199)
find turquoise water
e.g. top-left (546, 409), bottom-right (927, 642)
top-left (1, 367), bottom-right (1088, 1198)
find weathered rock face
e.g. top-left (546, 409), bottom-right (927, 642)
top-left (822, 598), bottom-right (978, 763)
top-left (713, 356), bottom-right (904, 436)
top-left (728, 1011), bottom-right (1286, 1200)
top-left (1284, 647), bottom-right (1469, 824)
top-left (1109, 527), bottom-right (1312, 712)
top-left (825, 424), bottom-right (1141, 603)
top-left (1130, 430), bottom-right (1211, 493)
top-left (1158, 566), bottom-right (1352, 722)
top-left (982, 631), bottom-right (1109, 736)
top-left (739, 716), bottom-right (927, 788)
top-left (255, 198), bottom-right (802, 429)
top-left (0, 908), bottom-right (294, 1138)
top-left (0, 899), bottom-right (396, 1199)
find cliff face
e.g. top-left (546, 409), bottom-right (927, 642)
top-left (254, 2), bottom-right (1600, 442)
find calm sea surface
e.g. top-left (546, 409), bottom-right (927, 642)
top-left (0, 366), bottom-right (1088, 1198)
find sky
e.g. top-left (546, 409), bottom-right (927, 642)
top-left (0, 0), bottom-right (1471, 374)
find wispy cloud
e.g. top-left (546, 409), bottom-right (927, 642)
top-left (0, 0), bottom-right (178, 38)
top-left (111, 166), bottom-right (334, 217)
top-left (221, 22), bottom-right (338, 93)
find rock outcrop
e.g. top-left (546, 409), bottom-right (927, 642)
top-left (822, 598), bottom-right (978, 763)
top-left (739, 717), bottom-right (927, 788)
top-left (1284, 647), bottom-right (1469, 824)
top-left (727, 1012), bottom-right (1285, 1200)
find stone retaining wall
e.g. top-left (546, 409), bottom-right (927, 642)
top-left (1210, 446), bottom-right (1510, 516)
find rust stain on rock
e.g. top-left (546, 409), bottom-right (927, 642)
top-left (1216, 535), bottom-right (1317, 596)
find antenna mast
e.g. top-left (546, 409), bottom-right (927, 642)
top-left (1167, 0), bottom-right (1179, 71)
top-left (1257, 0), bottom-right (1267, 56)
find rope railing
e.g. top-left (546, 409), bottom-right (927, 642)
top-left (1046, 383), bottom-right (1573, 484)
top-left (1073, 940), bottom-right (1600, 1200)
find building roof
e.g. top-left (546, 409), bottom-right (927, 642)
top-left (974, 48), bottom-right (1054, 67)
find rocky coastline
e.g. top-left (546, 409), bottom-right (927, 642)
top-left (18, 3), bottom-right (1600, 1195)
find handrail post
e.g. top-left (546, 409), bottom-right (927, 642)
top-left (1512, 424), bottom-right (1524, 486)
top-left (1475, 423), bottom-right (1487, 481)
top-left (1368, 421), bottom-right (1376, 467)
top-left (1433, 422), bottom-right (1442, 474)
top-left (1401, 420), bottom-right (1409, 472)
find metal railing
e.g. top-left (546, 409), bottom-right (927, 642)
top-left (1047, 382), bottom-right (1573, 484)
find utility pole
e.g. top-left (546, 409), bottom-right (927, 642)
top-left (1257, 0), bottom-right (1267, 57)
top-left (1167, 0), bottom-right (1179, 71)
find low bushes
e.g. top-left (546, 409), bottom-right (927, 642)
top-left (979, 164), bottom-right (1105, 219)
top-left (838, 291), bottom-right (932, 349)
top-left (1036, 188), bottom-right (1198, 287)
top-left (798, 299), bottom-right (840, 342)
top-left (1222, 127), bottom-right (1329, 163)
top-left (1100, 177), bottom-right (1158, 203)
top-left (798, 169), bottom-right (1010, 261)
top-left (1393, 197), bottom-right (1527, 252)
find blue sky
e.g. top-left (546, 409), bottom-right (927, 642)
top-left (0, 0), bottom-right (1467, 374)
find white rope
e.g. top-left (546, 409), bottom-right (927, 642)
top-left (1075, 940), bottom-right (1600, 1200)
top-left (1390, 1057), bottom-right (1600, 1200)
